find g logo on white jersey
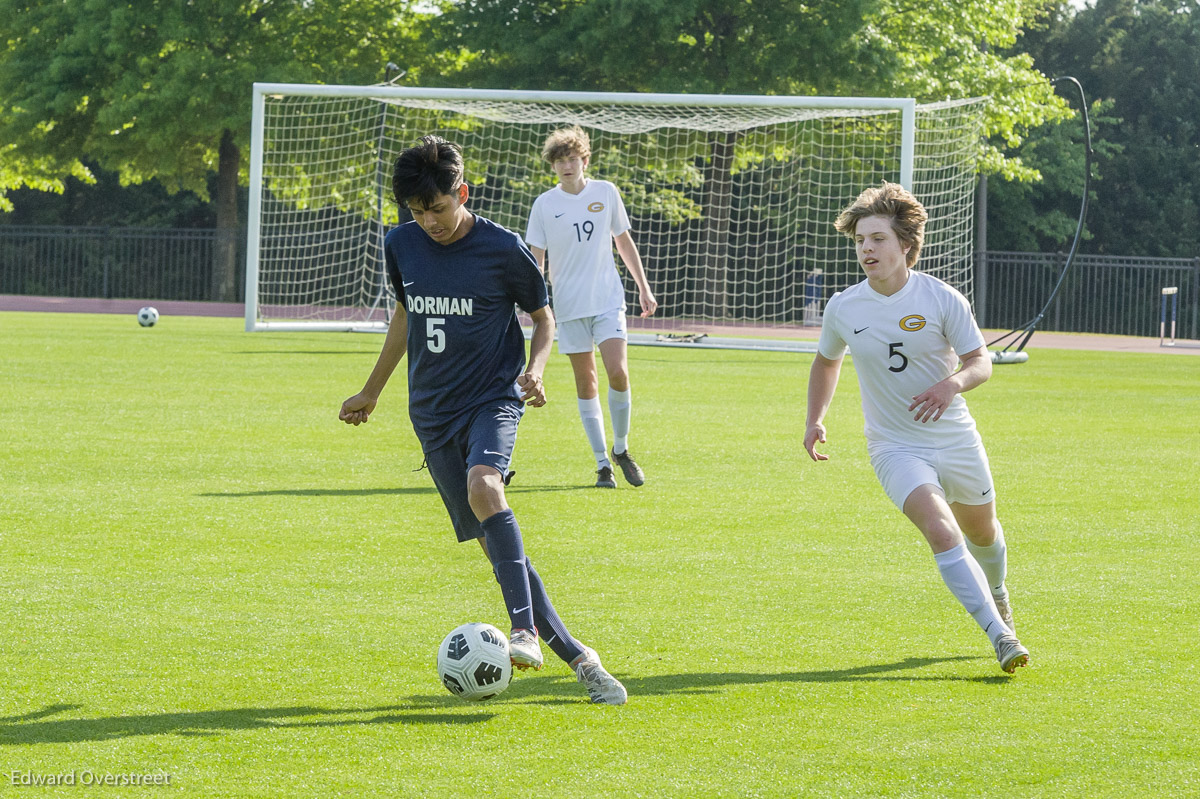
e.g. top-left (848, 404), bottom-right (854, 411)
top-left (899, 314), bottom-right (927, 332)
top-left (587, 201), bottom-right (605, 212)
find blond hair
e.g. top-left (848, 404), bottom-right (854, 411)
top-left (541, 126), bottom-right (591, 163)
top-left (834, 182), bottom-right (928, 268)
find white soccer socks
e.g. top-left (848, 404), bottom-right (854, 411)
top-left (577, 396), bottom-right (609, 467)
top-left (608, 387), bottom-right (632, 454)
top-left (578, 389), bottom-right (633, 463)
top-left (965, 526), bottom-right (1009, 596)
top-left (933, 542), bottom-right (1008, 645)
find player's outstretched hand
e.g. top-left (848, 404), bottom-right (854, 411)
top-left (517, 372), bottom-right (546, 407)
top-left (639, 289), bottom-right (658, 318)
top-left (804, 422), bottom-right (829, 462)
top-left (339, 392), bottom-right (377, 426)
top-left (909, 381), bottom-right (955, 423)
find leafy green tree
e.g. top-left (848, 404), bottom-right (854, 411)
top-left (986, 97), bottom-right (1121, 252)
top-left (435, 0), bottom-right (873, 95)
top-left (437, 0), bottom-right (1070, 176)
top-left (992, 0), bottom-right (1200, 257)
top-left (1, 161), bottom-right (217, 228)
top-left (0, 149), bottom-right (92, 214)
top-left (438, 0), bottom-right (1068, 307)
top-left (0, 0), bottom-right (431, 299)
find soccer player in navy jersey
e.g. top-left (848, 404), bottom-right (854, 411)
top-left (339, 135), bottom-right (626, 704)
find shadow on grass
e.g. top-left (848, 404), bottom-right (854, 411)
top-left (619, 656), bottom-right (1013, 695)
top-left (0, 703), bottom-right (493, 745)
top-left (200, 484), bottom-right (594, 498)
top-left (199, 487), bottom-right (438, 498)
top-left (502, 485), bottom-right (594, 493)
top-left (235, 351), bottom-right (382, 356)
top-left (7, 658), bottom-right (1014, 742)
top-left (401, 655), bottom-right (1011, 708)
top-left (0, 705), bottom-right (83, 724)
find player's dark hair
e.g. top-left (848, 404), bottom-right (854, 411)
top-left (392, 135), bottom-right (465, 208)
top-left (835, 182), bottom-right (928, 267)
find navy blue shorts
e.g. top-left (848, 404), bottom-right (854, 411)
top-left (424, 399), bottom-right (523, 543)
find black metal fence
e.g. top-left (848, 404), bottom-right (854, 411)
top-left (979, 251), bottom-right (1199, 340)
top-left (0, 226), bottom-right (244, 302)
top-left (2, 226), bottom-right (1198, 339)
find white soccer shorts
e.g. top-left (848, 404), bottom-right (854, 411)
top-left (868, 435), bottom-right (996, 510)
top-left (556, 306), bottom-right (627, 354)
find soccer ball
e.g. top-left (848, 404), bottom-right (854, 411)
top-left (137, 306), bottom-right (159, 327)
top-left (436, 622), bottom-right (512, 702)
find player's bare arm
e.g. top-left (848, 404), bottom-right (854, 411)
top-left (614, 231), bottom-right (658, 317)
top-left (517, 305), bottom-right (555, 407)
top-left (908, 345), bottom-right (993, 423)
top-left (530, 245), bottom-right (548, 280)
top-left (340, 312), bottom-right (408, 425)
top-left (804, 352), bottom-right (843, 461)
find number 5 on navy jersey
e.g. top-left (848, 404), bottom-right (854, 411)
top-left (427, 318), bottom-right (446, 353)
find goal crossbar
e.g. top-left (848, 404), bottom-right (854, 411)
top-left (250, 82), bottom-right (918, 113)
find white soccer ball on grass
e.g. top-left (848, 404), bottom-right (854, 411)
top-left (436, 622), bottom-right (512, 702)
top-left (137, 306), bottom-right (159, 327)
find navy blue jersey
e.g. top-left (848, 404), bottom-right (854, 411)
top-left (384, 215), bottom-right (550, 451)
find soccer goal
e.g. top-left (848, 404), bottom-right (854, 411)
top-left (245, 84), bottom-right (985, 345)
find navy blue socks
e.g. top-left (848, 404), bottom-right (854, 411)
top-left (524, 557), bottom-right (585, 664)
top-left (480, 509), bottom-right (536, 631)
top-left (481, 510), bottom-right (585, 664)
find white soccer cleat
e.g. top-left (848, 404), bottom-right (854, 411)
top-left (994, 632), bottom-right (1030, 674)
top-left (509, 628), bottom-right (544, 671)
top-left (572, 646), bottom-right (627, 705)
top-left (993, 588), bottom-right (1015, 632)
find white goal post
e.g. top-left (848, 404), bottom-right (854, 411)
top-left (245, 83), bottom-right (984, 342)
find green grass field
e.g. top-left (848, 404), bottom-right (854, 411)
top-left (2, 311), bottom-right (1197, 797)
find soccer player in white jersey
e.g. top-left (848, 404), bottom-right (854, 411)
top-left (525, 126), bottom-right (658, 488)
top-left (804, 182), bottom-right (1030, 674)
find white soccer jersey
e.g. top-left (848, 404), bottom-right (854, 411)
top-left (525, 179), bottom-right (631, 322)
top-left (818, 271), bottom-right (987, 448)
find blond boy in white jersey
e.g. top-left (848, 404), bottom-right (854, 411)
top-left (804, 182), bottom-right (1030, 674)
top-left (526, 126), bottom-right (658, 488)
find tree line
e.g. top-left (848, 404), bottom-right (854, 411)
top-left (2, 0), bottom-right (1198, 301)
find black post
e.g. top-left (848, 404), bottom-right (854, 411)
top-left (103, 228), bottom-right (112, 299)
top-left (1192, 257), bottom-right (1200, 340)
top-left (976, 174), bottom-right (988, 327)
top-left (1054, 251), bottom-right (1066, 331)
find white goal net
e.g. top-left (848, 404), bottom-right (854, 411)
top-left (246, 85), bottom-right (984, 342)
